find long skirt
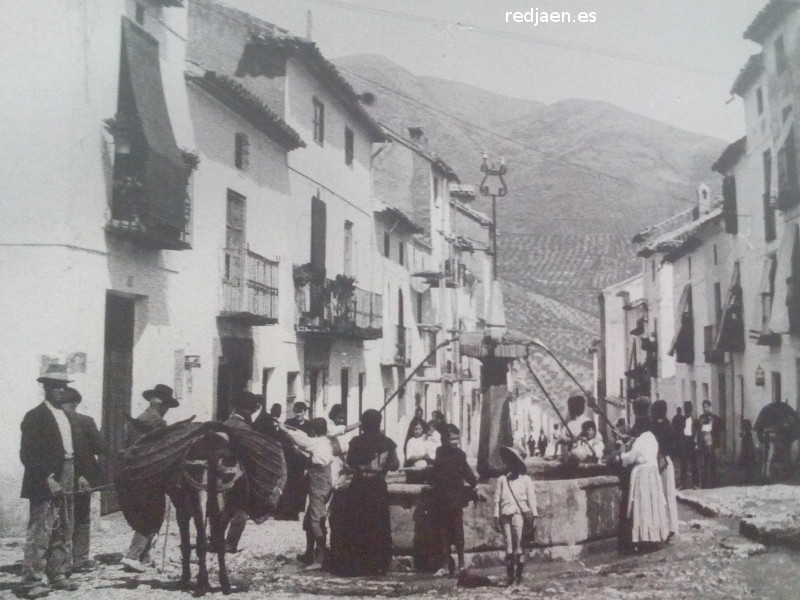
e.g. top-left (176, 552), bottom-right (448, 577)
top-left (661, 457), bottom-right (679, 536)
top-left (328, 475), bottom-right (392, 576)
top-left (628, 463), bottom-right (670, 543)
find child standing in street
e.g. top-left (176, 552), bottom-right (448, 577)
top-left (429, 424), bottom-right (477, 576)
top-left (493, 445), bottom-right (538, 586)
top-left (278, 417), bottom-right (334, 570)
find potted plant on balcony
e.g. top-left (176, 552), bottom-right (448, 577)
top-left (328, 275), bottom-right (356, 330)
top-left (293, 263), bottom-right (318, 288)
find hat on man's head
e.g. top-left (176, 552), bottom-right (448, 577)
top-left (498, 445), bottom-right (526, 474)
top-left (37, 364), bottom-right (73, 386)
top-left (231, 390), bottom-right (260, 411)
top-left (142, 384), bottom-right (179, 408)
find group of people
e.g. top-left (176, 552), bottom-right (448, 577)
top-left (19, 366), bottom-right (107, 599)
top-left (668, 400), bottom-right (723, 489)
top-left (21, 363), bottom-right (721, 596)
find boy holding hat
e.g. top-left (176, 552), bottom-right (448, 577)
top-left (121, 384), bottom-right (179, 572)
top-left (19, 365), bottom-right (79, 597)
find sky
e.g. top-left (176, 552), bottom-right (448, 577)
top-left (222, 0), bottom-right (767, 142)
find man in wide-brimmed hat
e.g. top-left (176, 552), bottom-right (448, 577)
top-left (19, 365), bottom-right (79, 597)
top-left (121, 384), bottom-right (179, 573)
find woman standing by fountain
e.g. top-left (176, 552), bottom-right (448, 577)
top-left (617, 402), bottom-right (671, 551)
top-left (328, 409), bottom-right (399, 576)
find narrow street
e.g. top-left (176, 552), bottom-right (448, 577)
top-left (2, 502), bottom-right (798, 600)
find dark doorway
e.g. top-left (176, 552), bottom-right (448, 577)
top-left (101, 293), bottom-right (135, 515)
top-left (217, 337), bottom-right (254, 421)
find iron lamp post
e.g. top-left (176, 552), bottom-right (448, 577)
top-left (479, 152), bottom-right (508, 280)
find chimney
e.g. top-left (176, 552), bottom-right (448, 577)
top-left (407, 126), bottom-right (427, 148)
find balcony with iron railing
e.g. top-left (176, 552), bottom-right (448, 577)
top-left (220, 247), bottom-right (279, 325)
top-left (107, 177), bottom-right (192, 250)
top-left (295, 275), bottom-right (382, 340)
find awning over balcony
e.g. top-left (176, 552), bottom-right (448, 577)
top-left (121, 18), bottom-right (189, 233)
top-left (668, 284), bottom-right (694, 364)
top-left (714, 262), bottom-right (745, 353)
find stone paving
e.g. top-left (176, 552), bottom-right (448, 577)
top-left (0, 504), bottom-right (796, 599)
top-left (677, 485), bottom-right (800, 546)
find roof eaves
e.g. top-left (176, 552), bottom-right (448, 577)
top-left (375, 205), bottom-right (425, 234)
top-left (712, 136), bottom-right (747, 174)
top-left (637, 208), bottom-right (723, 257)
top-left (248, 33), bottom-right (384, 142)
top-left (187, 71), bottom-right (305, 151)
top-left (730, 53), bottom-right (764, 97)
top-left (743, 0), bottom-right (800, 44)
top-left (380, 124), bottom-right (459, 180)
top-left (453, 201), bottom-right (492, 226)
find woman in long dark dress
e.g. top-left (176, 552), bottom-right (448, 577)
top-left (328, 409), bottom-right (400, 576)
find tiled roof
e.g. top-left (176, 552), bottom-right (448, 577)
top-left (452, 201), bottom-right (492, 226)
top-left (730, 53), bottom-right (764, 97)
top-left (242, 32), bottom-right (384, 141)
top-left (712, 136), bottom-right (747, 174)
top-left (743, 0), bottom-right (800, 44)
top-left (631, 206), bottom-right (697, 244)
top-left (187, 71), bottom-right (305, 150)
top-left (637, 208), bottom-right (723, 260)
top-left (194, 0), bottom-right (382, 141)
top-left (380, 125), bottom-right (459, 181)
top-left (374, 204), bottom-right (424, 234)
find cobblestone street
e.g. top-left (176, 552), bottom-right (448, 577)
top-left (2, 498), bottom-right (799, 600)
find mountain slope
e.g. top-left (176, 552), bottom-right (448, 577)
top-left (334, 54), bottom-right (727, 398)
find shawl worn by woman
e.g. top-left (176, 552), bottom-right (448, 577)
top-left (328, 415), bottom-right (399, 576)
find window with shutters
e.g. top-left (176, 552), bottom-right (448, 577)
top-left (234, 133), bottom-right (249, 170)
top-left (383, 231), bottom-right (391, 258)
top-left (313, 97), bottom-right (325, 145)
top-left (344, 221), bottom-right (353, 276)
top-left (763, 150), bottom-right (776, 242)
top-left (722, 174), bottom-right (738, 234)
top-left (344, 127), bottom-right (354, 166)
top-left (777, 129), bottom-right (800, 211)
top-left (776, 35), bottom-right (787, 74)
top-left (224, 190), bottom-right (246, 280)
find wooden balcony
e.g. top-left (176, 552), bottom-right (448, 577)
top-left (220, 248), bottom-right (279, 325)
top-left (107, 182), bottom-right (191, 250)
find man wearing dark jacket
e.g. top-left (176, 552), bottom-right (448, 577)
top-left (429, 424), bottom-right (477, 576)
top-left (121, 384), bottom-right (179, 572)
top-left (674, 401), bottom-right (700, 489)
top-left (20, 366), bottom-right (79, 598)
top-left (61, 387), bottom-right (105, 573)
top-left (698, 400), bottom-right (724, 488)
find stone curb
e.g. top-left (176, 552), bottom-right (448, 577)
top-left (675, 492), bottom-right (724, 518)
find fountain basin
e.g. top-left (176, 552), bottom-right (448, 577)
top-left (387, 459), bottom-right (621, 566)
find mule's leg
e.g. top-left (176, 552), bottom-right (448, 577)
top-left (214, 516), bottom-right (232, 595)
top-left (193, 506), bottom-right (209, 595)
top-left (176, 507), bottom-right (192, 589)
